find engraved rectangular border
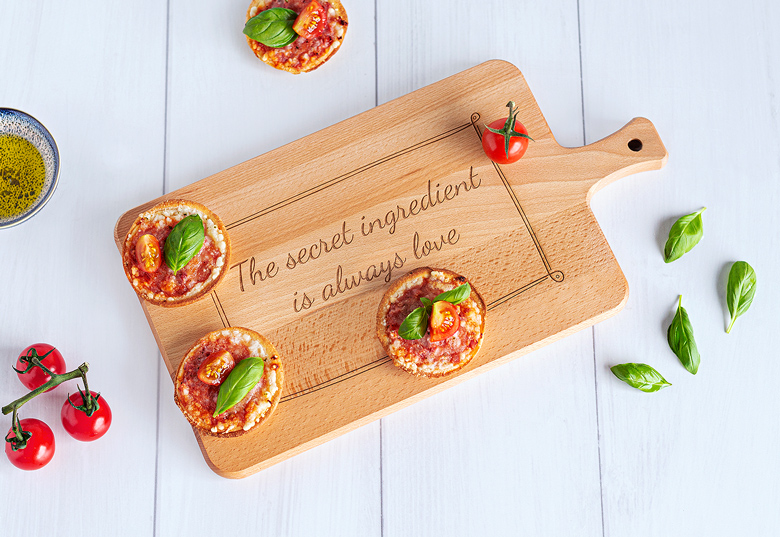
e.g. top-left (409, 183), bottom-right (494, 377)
top-left (211, 113), bottom-right (563, 402)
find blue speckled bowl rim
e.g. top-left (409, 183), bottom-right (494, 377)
top-left (0, 108), bottom-right (60, 229)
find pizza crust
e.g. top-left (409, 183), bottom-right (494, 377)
top-left (245, 0), bottom-right (348, 74)
top-left (174, 327), bottom-right (284, 438)
top-left (377, 267), bottom-right (486, 378)
top-left (121, 199), bottom-right (231, 308)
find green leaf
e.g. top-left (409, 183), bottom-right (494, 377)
top-left (398, 306), bottom-right (429, 340)
top-left (243, 8), bottom-right (298, 48)
top-left (163, 215), bottom-right (205, 274)
top-left (667, 295), bottom-right (700, 374)
top-left (433, 283), bottom-right (471, 305)
top-left (420, 297), bottom-right (433, 308)
top-left (214, 357), bottom-right (264, 417)
top-left (726, 261), bottom-right (757, 333)
top-left (610, 363), bottom-right (671, 392)
top-left (664, 207), bottom-right (706, 263)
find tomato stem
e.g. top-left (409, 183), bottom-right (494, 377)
top-left (12, 347), bottom-right (56, 377)
top-left (82, 373), bottom-right (93, 414)
top-left (484, 101), bottom-right (534, 159)
top-left (2, 362), bottom-right (90, 416)
top-left (5, 407), bottom-right (33, 451)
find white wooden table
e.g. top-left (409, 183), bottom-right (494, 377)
top-left (1, 1), bottom-right (778, 535)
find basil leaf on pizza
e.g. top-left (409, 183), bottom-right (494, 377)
top-left (214, 357), bottom-right (265, 417)
top-left (243, 8), bottom-right (298, 48)
top-left (433, 283), bottom-right (471, 305)
top-left (398, 306), bottom-right (430, 340)
top-left (164, 215), bottom-right (205, 274)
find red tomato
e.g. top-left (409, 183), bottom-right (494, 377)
top-left (15, 344), bottom-right (66, 392)
top-left (482, 117), bottom-right (530, 165)
top-left (136, 234), bottom-right (161, 273)
top-left (429, 301), bottom-right (460, 342)
top-left (60, 391), bottom-right (112, 442)
top-left (197, 350), bottom-right (235, 386)
top-left (5, 418), bottom-right (55, 471)
top-left (293, 0), bottom-right (326, 38)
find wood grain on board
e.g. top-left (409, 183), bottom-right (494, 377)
top-left (114, 60), bottom-right (667, 477)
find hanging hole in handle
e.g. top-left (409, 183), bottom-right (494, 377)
top-left (628, 139), bottom-right (643, 152)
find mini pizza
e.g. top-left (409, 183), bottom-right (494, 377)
top-left (121, 199), bottom-right (230, 307)
top-left (244, 0), bottom-right (348, 74)
top-left (174, 327), bottom-right (284, 437)
top-left (377, 267), bottom-right (486, 378)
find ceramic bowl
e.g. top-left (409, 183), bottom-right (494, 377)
top-left (0, 108), bottom-right (60, 229)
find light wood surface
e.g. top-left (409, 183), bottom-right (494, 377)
top-left (2, 0), bottom-right (779, 534)
top-left (114, 60), bottom-right (666, 477)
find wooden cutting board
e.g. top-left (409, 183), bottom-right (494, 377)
top-left (114, 60), bottom-right (667, 478)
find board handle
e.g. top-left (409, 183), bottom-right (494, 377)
top-left (566, 117), bottom-right (668, 201)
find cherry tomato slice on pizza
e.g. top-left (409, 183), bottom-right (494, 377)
top-left (482, 101), bottom-right (533, 165)
top-left (136, 234), bottom-right (162, 273)
top-left (61, 391), bottom-right (112, 442)
top-left (5, 418), bottom-right (55, 471)
top-left (429, 301), bottom-right (460, 342)
top-left (293, 0), bottom-right (326, 38)
top-left (197, 350), bottom-right (235, 386)
top-left (15, 344), bottom-right (66, 392)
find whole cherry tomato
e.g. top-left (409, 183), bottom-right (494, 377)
top-left (15, 344), bottom-right (66, 392)
top-left (482, 100), bottom-right (533, 165)
top-left (5, 418), bottom-right (55, 471)
top-left (429, 301), bottom-right (460, 342)
top-left (61, 391), bottom-right (112, 442)
top-left (136, 234), bottom-right (162, 273)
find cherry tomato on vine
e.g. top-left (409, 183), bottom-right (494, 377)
top-left (136, 234), bottom-right (162, 273)
top-left (5, 418), bottom-right (55, 470)
top-left (15, 344), bottom-right (66, 392)
top-left (61, 391), bottom-right (112, 442)
top-left (429, 301), bottom-right (460, 342)
top-left (482, 101), bottom-right (533, 165)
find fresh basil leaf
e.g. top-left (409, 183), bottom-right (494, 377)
top-left (667, 295), bottom-right (700, 375)
top-left (420, 297), bottom-right (433, 308)
top-left (214, 357), bottom-right (264, 417)
top-left (433, 283), bottom-right (471, 305)
top-left (398, 306), bottom-right (429, 340)
top-left (243, 8), bottom-right (298, 48)
top-left (664, 207), bottom-right (705, 263)
top-left (610, 363), bottom-right (671, 392)
top-left (726, 261), bottom-right (757, 334)
top-left (164, 215), bottom-right (205, 275)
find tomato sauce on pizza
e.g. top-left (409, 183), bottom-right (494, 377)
top-left (121, 200), bottom-right (230, 307)
top-left (377, 268), bottom-right (486, 377)
top-left (246, 0), bottom-right (348, 73)
top-left (174, 328), bottom-right (284, 437)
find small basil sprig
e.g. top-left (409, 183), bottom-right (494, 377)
top-left (243, 8), bottom-right (298, 48)
top-left (214, 357), bottom-right (264, 417)
top-left (398, 283), bottom-right (471, 340)
top-left (726, 261), bottom-right (757, 334)
top-left (610, 363), bottom-right (671, 392)
top-left (164, 215), bottom-right (205, 274)
top-left (667, 295), bottom-right (700, 375)
top-left (664, 207), bottom-right (705, 263)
